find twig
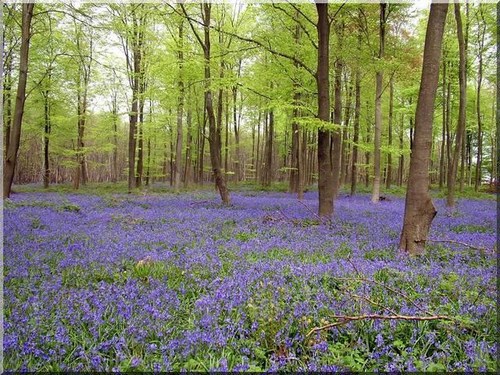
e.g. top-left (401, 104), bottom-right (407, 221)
top-left (350, 293), bottom-right (398, 316)
top-left (427, 239), bottom-right (493, 254)
top-left (306, 314), bottom-right (453, 337)
top-left (332, 276), bottom-right (431, 315)
top-left (297, 199), bottom-right (329, 225)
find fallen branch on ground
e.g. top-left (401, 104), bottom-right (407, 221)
top-left (306, 314), bottom-right (453, 337)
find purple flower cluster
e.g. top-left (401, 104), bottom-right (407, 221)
top-left (3, 191), bottom-right (496, 371)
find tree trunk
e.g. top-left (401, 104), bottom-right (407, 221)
top-left (341, 76), bottom-right (353, 188)
top-left (263, 109), bottom-right (274, 187)
top-left (439, 56), bottom-right (446, 189)
top-left (175, 20), bottom-right (184, 192)
top-left (200, 4), bottom-right (229, 203)
top-left (316, 3), bottom-right (334, 217)
top-left (145, 137), bottom-right (151, 186)
top-left (446, 3), bottom-right (466, 207)
top-left (351, 66), bottom-right (361, 196)
top-left (332, 44), bottom-right (342, 199)
top-left (3, 50), bottom-right (13, 161)
top-left (136, 95), bottom-right (145, 188)
top-left (112, 93), bottom-right (118, 183)
top-left (4, 4), bottom-right (34, 198)
top-left (474, 7), bottom-right (485, 192)
top-left (398, 113), bottom-right (404, 186)
top-left (290, 89), bottom-right (301, 194)
top-left (372, 2), bottom-right (386, 203)
top-left (184, 101), bottom-right (193, 187)
top-left (386, 75), bottom-right (394, 189)
top-left (400, 2), bottom-right (448, 255)
top-left (43, 87), bottom-right (51, 189)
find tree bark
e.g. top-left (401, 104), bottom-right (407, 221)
top-left (474, 6), bottom-right (485, 192)
top-left (196, 3), bottom-right (230, 203)
top-left (351, 65), bottom-right (361, 196)
top-left (400, 2), bottom-right (448, 255)
top-left (372, 2), bottom-right (386, 203)
top-left (43, 86), bottom-right (51, 189)
top-left (446, 3), bottom-right (466, 207)
top-left (386, 75), bottom-right (394, 189)
top-left (316, 3), bottom-right (334, 217)
top-left (4, 3), bottom-right (34, 198)
top-left (439, 56), bottom-right (446, 189)
top-left (175, 19), bottom-right (184, 192)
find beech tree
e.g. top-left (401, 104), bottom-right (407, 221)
top-left (3, 3), bottom-right (35, 198)
top-left (400, 2), bottom-right (448, 255)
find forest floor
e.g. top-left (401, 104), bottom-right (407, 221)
top-left (3, 187), bottom-right (497, 371)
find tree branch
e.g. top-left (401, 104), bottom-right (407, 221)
top-left (307, 314), bottom-right (453, 337)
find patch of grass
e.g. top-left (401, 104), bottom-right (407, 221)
top-left (245, 247), bottom-right (295, 263)
top-left (451, 224), bottom-right (494, 234)
top-left (364, 247), bottom-right (394, 261)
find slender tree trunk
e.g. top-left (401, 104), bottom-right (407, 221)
top-left (316, 3), bottom-right (334, 217)
top-left (145, 137), bottom-right (151, 186)
top-left (290, 89), bottom-right (301, 194)
top-left (398, 113), bottom-right (404, 186)
top-left (43, 87), bottom-right (51, 189)
top-left (184, 100), bottom-right (192, 187)
top-left (136, 95), bottom-right (145, 188)
top-left (372, 2), bottom-right (386, 203)
top-left (263, 109), bottom-right (274, 187)
top-left (474, 7), bottom-right (485, 192)
top-left (233, 61), bottom-right (242, 182)
top-left (3, 52), bottom-right (13, 160)
top-left (439, 56), bottom-right (446, 189)
top-left (386, 75), bottom-right (394, 189)
top-left (365, 107), bottom-right (371, 188)
top-left (447, 3), bottom-right (466, 207)
top-left (112, 94), bottom-right (118, 183)
top-left (128, 80), bottom-right (139, 191)
top-left (332, 41), bottom-right (342, 199)
top-left (400, 2), bottom-right (448, 255)
top-left (224, 90), bottom-right (229, 179)
top-left (256, 110), bottom-right (261, 181)
top-left (351, 65), bottom-right (361, 196)
top-left (341, 76), bottom-right (353, 188)
top-left (175, 21), bottom-right (184, 191)
top-left (459, 3), bottom-right (470, 192)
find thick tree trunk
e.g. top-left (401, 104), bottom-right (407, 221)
top-left (316, 3), bottom-right (334, 217)
top-left (202, 4), bottom-right (229, 203)
top-left (400, 3), bottom-right (448, 255)
top-left (372, 2), bottom-right (386, 203)
top-left (446, 3), bottom-right (466, 207)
